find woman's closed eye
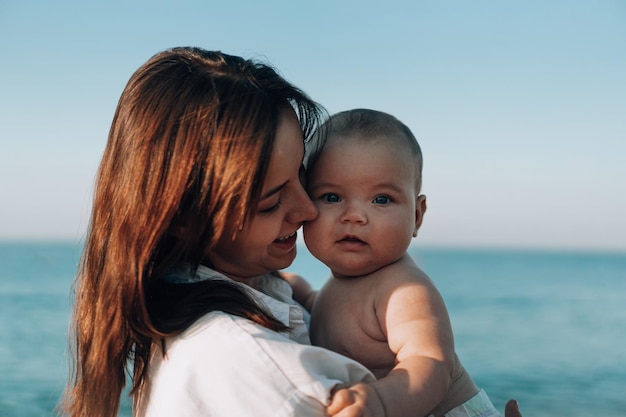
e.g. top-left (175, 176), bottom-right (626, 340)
top-left (259, 199), bottom-right (282, 214)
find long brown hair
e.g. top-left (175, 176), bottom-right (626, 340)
top-left (60, 47), bottom-right (325, 417)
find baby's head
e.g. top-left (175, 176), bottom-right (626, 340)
top-left (307, 108), bottom-right (423, 192)
top-left (304, 109), bottom-right (426, 277)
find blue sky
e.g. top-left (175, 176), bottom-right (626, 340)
top-left (1, 0), bottom-right (624, 251)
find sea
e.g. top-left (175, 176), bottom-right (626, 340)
top-left (1, 241), bottom-right (624, 417)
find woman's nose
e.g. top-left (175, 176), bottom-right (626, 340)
top-left (287, 186), bottom-right (318, 223)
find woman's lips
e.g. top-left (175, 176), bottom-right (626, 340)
top-left (273, 231), bottom-right (297, 248)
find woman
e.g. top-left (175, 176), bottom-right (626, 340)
top-left (60, 47), bottom-right (522, 417)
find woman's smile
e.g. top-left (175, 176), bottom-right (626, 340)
top-left (274, 230), bottom-right (298, 249)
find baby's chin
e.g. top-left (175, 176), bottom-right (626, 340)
top-left (329, 256), bottom-right (404, 279)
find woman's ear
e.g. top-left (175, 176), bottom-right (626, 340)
top-left (413, 194), bottom-right (427, 237)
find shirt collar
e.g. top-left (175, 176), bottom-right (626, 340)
top-left (164, 264), bottom-right (308, 340)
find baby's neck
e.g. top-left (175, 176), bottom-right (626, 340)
top-left (331, 252), bottom-right (412, 279)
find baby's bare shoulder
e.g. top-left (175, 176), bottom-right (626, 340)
top-left (371, 256), bottom-right (446, 317)
top-left (377, 254), bottom-right (436, 289)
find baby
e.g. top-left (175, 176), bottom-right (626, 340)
top-left (287, 109), bottom-right (500, 417)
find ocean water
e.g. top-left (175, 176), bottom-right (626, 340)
top-left (1, 241), bottom-right (625, 417)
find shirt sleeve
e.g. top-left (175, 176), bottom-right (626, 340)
top-left (137, 312), bottom-right (376, 417)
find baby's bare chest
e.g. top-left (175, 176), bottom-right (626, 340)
top-left (310, 280), bottom-right (396, 372)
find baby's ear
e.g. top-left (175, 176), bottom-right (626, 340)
top-left (413, 195), bottom-right (427, 237)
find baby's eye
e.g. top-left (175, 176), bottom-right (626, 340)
top-left (322, 193), bottom-right (341, 203)
top-left (373, 195), bottom-right (391, 205)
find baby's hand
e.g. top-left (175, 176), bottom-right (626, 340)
top-left (280, 271), bottom-right (316, 312)
top-left (327, 383), bottom-right (385, 417)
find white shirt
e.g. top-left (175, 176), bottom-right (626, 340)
top-left (134, 265), bottom-right (375, 417)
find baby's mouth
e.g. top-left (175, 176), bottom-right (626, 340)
top-left (338, 235), bottom-right (365, 244)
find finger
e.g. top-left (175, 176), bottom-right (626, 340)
top-left (504, 399), bottom-right (522, 417)
top-left (333, 404), bottom-right (362, 417)
top-left (327, 389), bottom-right (354, 415)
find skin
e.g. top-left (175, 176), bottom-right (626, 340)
top-left (206, 108), bottom-right (318, 284)
top-left (302, 135), bottom-right (459, 417)
top-left (303, 136), bottom-right (424, 278)
top-left (505, 400), bottom-right (523, 417)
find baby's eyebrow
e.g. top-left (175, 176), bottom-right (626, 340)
top-left (373, 181), bottom-right (406, 192)
top-left (306, 181), bottom-right (334, 192)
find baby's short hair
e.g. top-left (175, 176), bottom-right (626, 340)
top-left (309, 108), bottom-right (423, 191)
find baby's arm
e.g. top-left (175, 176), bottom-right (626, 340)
top-left (369, 269), bottom-right (455, 417)
top-left (326, 266), bottom-right (455, 417)
top-left (280, 271), bottom-right (317, 312)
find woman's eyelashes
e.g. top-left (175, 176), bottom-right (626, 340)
top-left (259, 199), bottom-right (282, 214)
